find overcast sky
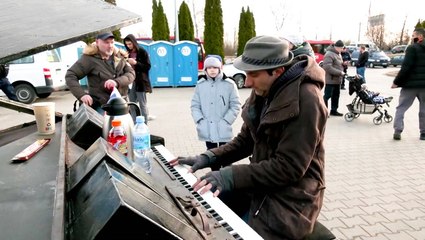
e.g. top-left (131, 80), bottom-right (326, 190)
top-left (116, 0), bottom-right (423, 43)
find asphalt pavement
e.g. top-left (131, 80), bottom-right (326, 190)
top-left (1, 66), bottom-right (424, 239)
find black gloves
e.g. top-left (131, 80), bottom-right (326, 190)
top-left (170, 151), bottom-right (216, 173)
top-left (200, 167), bottom-right (234, 195)
top-left (176, 155), bottom-right (209, 172)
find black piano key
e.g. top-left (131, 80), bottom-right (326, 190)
top-left (233, 234), bottom-right (242, 240)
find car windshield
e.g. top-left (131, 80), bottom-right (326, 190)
top-left (373, 51), bottom-right (387, 58)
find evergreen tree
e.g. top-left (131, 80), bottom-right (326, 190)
top-left (152, 0), bottom-right (170, 41)
top-left (247, 7), bottom-right (256, 37)
top-left (152, 0), bottom-right (159, 40)
top-left (178, 1), bottom-right (195, 41)
top-left (237, 8), bottom-right (250, 56)
top-left (237, 7), bottom-right (256, 56)
top-left (203, 0), bottom-right (224, 59)
top-left (159, 1), bottom-right (170, 41)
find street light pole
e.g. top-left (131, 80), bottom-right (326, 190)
top-left (358, 22), bottom-right (361, 41)
top-left (174, 0), bottom-right (179, 42)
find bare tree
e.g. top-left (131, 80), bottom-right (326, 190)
top-left (367, 25), bottom-right (385, 49)
top-left (271, 1), bottom-right (288, 33)
top-left (399, 16), bottom-right (408, 45)
top-left (190, 0), bottom-right (204, 39)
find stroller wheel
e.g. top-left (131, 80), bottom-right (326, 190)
top-left (344, 113), bottom-right (354, 122)
top-left (373, 116), bottom-right (382, 125)
top-left (384, 115), bottom-right (393, 123)
top-left (353, 113), bottom-right (360, 118)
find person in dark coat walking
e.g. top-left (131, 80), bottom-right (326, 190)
top-left (391, 28), bottom-right (425, 140)
top-left (170, 36), bottom-right (328, 239)
top-left (123, 34), bottom-right (152, 123)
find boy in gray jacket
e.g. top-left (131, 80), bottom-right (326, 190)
top-left (191, 55), bottom-right (241, 170)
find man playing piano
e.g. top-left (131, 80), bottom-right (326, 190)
top-left (171, 35), bottom-right (328, 239)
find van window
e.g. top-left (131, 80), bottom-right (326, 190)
top-left (45, 50), bottom-right (61, 62)
top-left (9, 55), bottom-right (34, 64)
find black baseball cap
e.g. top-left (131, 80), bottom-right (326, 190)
top-left (96, 32), bottom-right (114, 40)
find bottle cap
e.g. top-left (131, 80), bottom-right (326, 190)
top-left (136, 116), bottom-right (145, 123)
top-left (111, 119), bottom-right (122, 127)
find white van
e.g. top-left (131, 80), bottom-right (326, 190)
top-left (346, 42), bottom-right (379, 52)
top-left (3, 49), bottom-right (68, 103)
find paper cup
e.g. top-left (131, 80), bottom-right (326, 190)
top-left (32, 102), bottom-right (55, 135)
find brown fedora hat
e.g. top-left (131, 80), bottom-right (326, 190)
top-left (233, 35), bottom-right (294, 71)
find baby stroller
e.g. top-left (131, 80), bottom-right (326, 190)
top-left (344, 75), bottom-right (393, 125)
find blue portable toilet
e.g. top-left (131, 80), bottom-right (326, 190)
top-left (114, 42), bottom-right (126, 51)
top-left (149, 41), bottom-right (174, 87)
top-left (173, 41), bottom-right (198, 86)
top-left (137, 41), bottom-right (150, 52)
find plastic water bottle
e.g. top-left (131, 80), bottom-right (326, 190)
top-left (133, 116), bottom-right (151, 173)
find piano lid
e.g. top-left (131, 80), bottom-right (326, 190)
top-left (0, 0), bottom-right (142, 63)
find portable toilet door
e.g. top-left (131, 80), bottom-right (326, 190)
top-left (173, 41), bottom-right (198, 86)
top-left (149, 41), bottom-right (174, 87)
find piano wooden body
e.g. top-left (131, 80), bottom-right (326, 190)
top-left (0, 103), bottom-right (263, 240)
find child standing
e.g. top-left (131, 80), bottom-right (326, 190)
top-left (191, 55), bottom-right (241, 170)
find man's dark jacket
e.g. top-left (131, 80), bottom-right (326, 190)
top-left (211, 56), bottom-right (328, 239)
top-left (393, 41), bottom-right (425, 88)
top-left (356, 51), bottom-right (369, 67)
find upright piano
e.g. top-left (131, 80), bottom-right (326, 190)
top-left (0, 103), bottom-right (263, 240)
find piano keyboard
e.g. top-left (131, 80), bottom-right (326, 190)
top-left (153, 145), bottom-right (264, 240)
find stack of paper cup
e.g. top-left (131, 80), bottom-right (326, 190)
top-left (32, 102), bottom-right (55, 135)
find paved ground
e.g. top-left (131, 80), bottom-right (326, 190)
top-left (1, 66), bottom-right (424, 239)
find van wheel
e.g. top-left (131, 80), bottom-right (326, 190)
top-left (37, 93), bottom-right (51, 98)
top-left (15, 84), bottom-right (36, 104)
top-left (233, 75), bottom-right (245, 89)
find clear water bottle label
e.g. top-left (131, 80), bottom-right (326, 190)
top-left (134, 134), bottom-right (150, 150)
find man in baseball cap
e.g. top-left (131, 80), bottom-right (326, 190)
top-left (96, 32), bottom-right (114, 40)
top-left (170, 35), bottom-right (329, 239)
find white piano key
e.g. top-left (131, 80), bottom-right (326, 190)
top-left (155, 145), bottom-right (264, 240)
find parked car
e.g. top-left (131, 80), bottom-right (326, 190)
top-left (306, 40), bottom-right (334, 67)
top-left (390, 54), bottom-right (405, 67)
top-left (367, 51), bottom-right (390, 68)
top-left (4, 49), bottom-right (68, 103)
top-left (346, 45), bottom-right (357, 53)
top-left (346, 42), bottom-right (379, 52)
top-left (350, 50), bottom-right (390, 68)
top-left (222, 63), bottom-right (246, 89)
top-left (391, 45), bottom-right (407, 54)
top-left (350, 50), bottom-right (359, 66)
